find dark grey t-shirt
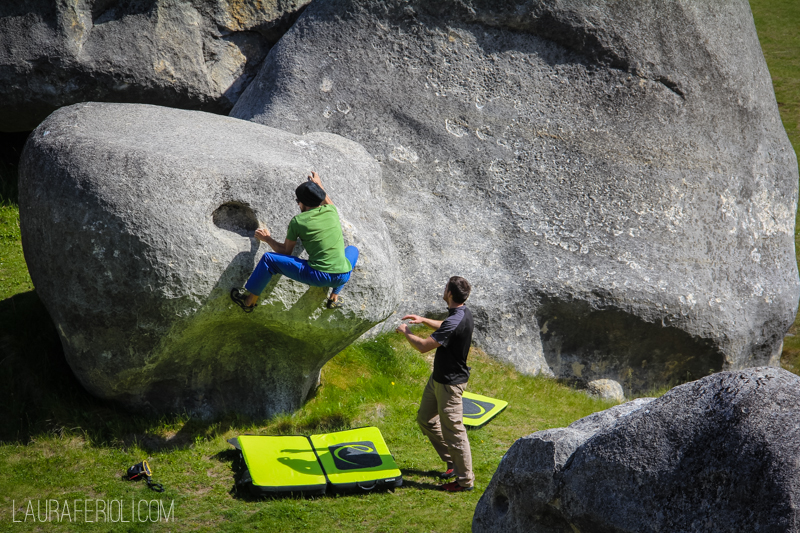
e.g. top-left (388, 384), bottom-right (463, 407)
top-left (430, 306), bottom-right (474, 385)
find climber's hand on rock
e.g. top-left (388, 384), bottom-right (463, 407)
top-left (402, 314), bottom-right (424, 324)
top-left (255, 228), bottom-right (270, 242)
top-left (308, 171), bottom-right (323, 188)
top-left (396, 323), bottom-right (410, 335)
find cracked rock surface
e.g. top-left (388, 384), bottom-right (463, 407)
top-left (231, 0), bottom-right (799, 392)
top-left (19, 102), bottom-right (400, 417)
top-left (474, 367), bottom-right (800, 533)
top-left (0, 0), bottom-right (310, 132)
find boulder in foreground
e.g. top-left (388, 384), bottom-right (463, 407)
top-left (474, 367), bottom-right (800, 532)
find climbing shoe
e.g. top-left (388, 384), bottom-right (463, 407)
top-left (230, 288), bottom-right (256, 313)
top-left (441, 481), bottom-right (473, 492)
top-left (325, 296), bottom-right (343, 309)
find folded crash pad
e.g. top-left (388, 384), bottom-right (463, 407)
top-left (229, 427), bottom-right (402, 495)
top-left (309, 427), bottom-right (403, 492)
top-left (232, 435), bottom-right (328, 495)
top-left (462, 391), bottom-right (508, 428)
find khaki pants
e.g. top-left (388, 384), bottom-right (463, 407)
top-left (416, 374), bottom-right (474, 488)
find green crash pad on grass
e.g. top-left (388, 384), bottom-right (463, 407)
top-left (462, 391), bottom-right (508, 428)
top-left (230, 427), bottom-right (402, 495)
top-left (234, 435), bottom-right (327, 495)
top-left (310, 427), bottom-right (403, 492)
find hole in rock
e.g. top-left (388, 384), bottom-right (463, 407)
top-left (493, 491), bottom-right (510, 517)
top-left (213, 202), bottom-right (258, 236)
top-left (536, 296), bottom-right (725, 395)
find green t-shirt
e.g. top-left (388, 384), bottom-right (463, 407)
top-left (286, 204), bottom-right (352, 273)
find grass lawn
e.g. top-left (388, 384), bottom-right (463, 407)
top-left (750, 0), bottom-right (800, 372)
top-left (0, 310), bottom-right (615, 531)
top-left (0, 135), bottom-right (32, 300)
top-left (0, 1), bottom-right (798, 531)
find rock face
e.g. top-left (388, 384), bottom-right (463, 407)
top-left (0, 0), bottom-right (310, 132)
top-left (231, 0), bottom-right (800, 393)
top-left (473, 367), bottom-right (800, 533)
top-left (19, 102), bottom-right (400, 418)
top-left (473, 397), bottom-right (654, 533)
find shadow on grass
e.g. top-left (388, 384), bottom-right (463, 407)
top-left (398, 479), bottom-right (443, 491)
top-left (399, 468), bottom-right (448, 491)
top-left (214, 448), bottom-right (266, 502)
top-left (0, 290), bottom-right (90, 443)
top-left (398, 480), bottom-right (443, 491)
top-left (0, 290), bottom-right (264, 448)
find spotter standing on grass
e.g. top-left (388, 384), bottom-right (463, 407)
top-left (396, 276), bottom-right (475, 492)
top-left (231, 171), bottom-right (358, 312)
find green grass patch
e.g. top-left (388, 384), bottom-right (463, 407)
top-left (751, 0), bottom-right (800, 152)
top-left (0, 204), bottom-right (33, 300)
top-left (750, 0), bottom-right (800, 370)
top-left (0, 308), bottom-right (616, 531)
top-left (0, 132), bottom-right (32, 300)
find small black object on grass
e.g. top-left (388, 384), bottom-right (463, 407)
top-left (126, 460), bottom-right (165, 493)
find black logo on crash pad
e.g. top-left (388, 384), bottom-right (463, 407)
top-left (462, 398), bottom-right (495, 419)
top-left (329, 441), bottom-right (382, 470)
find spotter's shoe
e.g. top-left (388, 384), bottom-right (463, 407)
top-left (441, 481), bottom-right (473, 492)
top-left (439, 468), bottom-right (456, 480)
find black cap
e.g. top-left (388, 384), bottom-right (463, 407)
top-left (295, 182), bottom-right (326, 207)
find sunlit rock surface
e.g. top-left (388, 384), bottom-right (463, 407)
top-left (0, 0), bottom-right (310, 131)
top-left (232, 0), bottom-right (800, 392)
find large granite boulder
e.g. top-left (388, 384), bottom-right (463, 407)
top-left (0, 0), bottom-right (310, 132)
top-left (231, 0), bottom-right (800, 393)
top-left (474, 367), bottom-right (800, 533)
top-left (19, 102), bottom-right (401, 418)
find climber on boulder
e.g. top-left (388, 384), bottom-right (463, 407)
top-left (231, 171), bottom-right (358, 312)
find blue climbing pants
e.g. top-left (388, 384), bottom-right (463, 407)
top-left (245, 246), bottom-right (359, 297)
